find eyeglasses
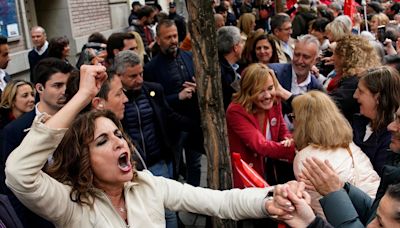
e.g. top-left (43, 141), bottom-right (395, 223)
top-left (287, 113), bottom-right (295, 122)
top-left (279, 27), bottom-right (292, 32)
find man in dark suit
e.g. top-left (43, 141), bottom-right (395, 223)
top-left (0, 35), bottom-right (11, 95)
top-left (216, 26), bottom-right (244, 110)
top-left (269, 34), bottom-right (323, 129)
top-left (115, 50), bottom-right (191, 228)
top-left (269, 34), bottom-right (324, 95)
top-left (1, 57), bottom-right (73, 228)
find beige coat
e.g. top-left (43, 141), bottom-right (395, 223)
top-left (293, 142), bottom-right (380, 218)
top-left (6, 117), bottom-right (272, 228)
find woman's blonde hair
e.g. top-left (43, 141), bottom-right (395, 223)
top-left (238, 13), bottom-right (256, 37)
top-left (129, 31), bottom-right (145, 64)
top-left (334, 35), bottom-right (381, 76)
top-left (325, 20), bottom-right (351, 42)
top-left (371, 13), bottom-right (390, 27)
top-left (0, 80), bottom-right (35, 109)
top-left (232, 63), bottom-right (278, 113)
top-left (292, 91), bottom-right (353, 150)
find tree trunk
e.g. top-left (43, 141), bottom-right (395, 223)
top-left (186, 1), bottom-right (236, 227)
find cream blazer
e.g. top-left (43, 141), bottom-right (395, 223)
top-left (6, 116), bottom-right (272, 227)
top-left (293, 142), bottom-right (380, 217)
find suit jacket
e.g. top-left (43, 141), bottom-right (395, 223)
top-left (219, 56), bottom-right (237, 110)
top-left (268, 63), bottom-right (323, 93)
top-left (352, 114), bottom-right (392, 176)
top-left (226, 102), bottom-right (295, 188)
top-left (0, 72), bottom-right (11, 96)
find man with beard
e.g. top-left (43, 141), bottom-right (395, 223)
top-left (144, 19), bottom-right (203, 189)
top-left (128, 5), bottom-right (157, 56)
top-left (1, 58), bottom-right (72, 228)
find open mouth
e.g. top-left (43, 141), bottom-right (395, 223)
top-left (118, 152), bottom-right (131, 172)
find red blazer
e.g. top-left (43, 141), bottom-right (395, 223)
top-left (226, 101), bottom-right (295, 188)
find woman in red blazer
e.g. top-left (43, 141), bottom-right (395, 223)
top-left (226, 63), bottom-right (295, 188)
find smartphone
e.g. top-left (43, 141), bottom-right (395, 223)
top-left (377, 25), bottom-right (386, 43)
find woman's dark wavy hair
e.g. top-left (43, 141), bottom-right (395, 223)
top-left (48, 36), bottom-right (69, 59)
top-left (46, 110), bottom-right (137, 205)
top-left (359, 66), bottom-right (400, 131)
top-left (251, 33), bottom-right (279, 64)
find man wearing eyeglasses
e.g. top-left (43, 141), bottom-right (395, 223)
top-left (270, 13), bottom-right (295, 63)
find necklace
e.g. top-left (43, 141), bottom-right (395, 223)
top-left (119, 206), bottom-right (126, 213)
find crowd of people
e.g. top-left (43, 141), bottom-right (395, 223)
top-left (1, 0), bottom-right (400, 227)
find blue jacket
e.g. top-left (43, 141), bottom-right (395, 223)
top-left (268, 63), bottom-right (323, 114)
top-left (268, 63), bottom-right (323, 93)
top-left (122, 82), bottom-right (192, 169)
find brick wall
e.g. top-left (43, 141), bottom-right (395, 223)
top-left (70, 0), bottom-right (112, 37)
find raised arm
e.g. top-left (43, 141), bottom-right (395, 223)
top-left (5, 65), bottom-right (106, 225)
top-left (45, 65), bottom-right (107, 129)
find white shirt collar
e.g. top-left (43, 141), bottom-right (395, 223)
top-left (34, 41), bottom-right (49, 55)
top-left (290, 67), bottom-right (311, 95)
top-left (0, 69), bottom-right (7, 91)
top-left (35, 102), bottom-right (43, 116)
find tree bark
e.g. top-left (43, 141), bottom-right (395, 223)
top-left (186, 1), bottom-right (236, 227)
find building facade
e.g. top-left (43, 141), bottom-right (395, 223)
top-left (2, 0), bottom-right (131, 80)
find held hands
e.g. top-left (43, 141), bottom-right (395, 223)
top-left (265, 181), bottom-right (306, 220)
top-left (299, 158), bottom-right (344, 196)
top-left (284, 189), bottom-right (316, 228)
top-left (266, 181), bottom-right (317, 227)
top-left (280, 137), bottom-right (294, 147)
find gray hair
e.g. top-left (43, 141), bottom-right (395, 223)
top-left (334, 15), bottom-right (352, 32)
top-left (31, 26), bottom-right (46, 35)
top-left (217, 26), bottom-right (241, 55)
top-left (114, 50), bottom-right (141, 75)
top-left (296, 34), bottom-right (321, 52)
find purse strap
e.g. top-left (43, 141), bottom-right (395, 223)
top-left (346, 146), bottom-right (359, 186)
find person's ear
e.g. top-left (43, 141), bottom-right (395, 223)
top-left (92, 97), bottom-right (105, 110)
top-left (113, 49), bottom-right (120, 57)
top-left (35, 84), bottom-right (44, 93)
